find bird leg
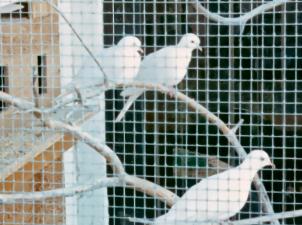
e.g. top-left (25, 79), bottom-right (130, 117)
top-left (167, 86), bottom-right (176, 98)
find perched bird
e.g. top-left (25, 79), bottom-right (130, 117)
top-left (115, 33), bottom-right (202, 122)
top-left (55, 36), bottom-right (143, 102)
top-left (0, 3), bottom-right (23, 14)
top-left (99, 36), bottom-right (143, 85)
top-left (131, 150), bottom-right (274, 225)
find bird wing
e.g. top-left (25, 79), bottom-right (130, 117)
top-left (134, 46), bottom-right (191, 86)
top-left (117, 46), bottom-right (192, 122)
top-left (156, 167), bottom-right (251, 224)
top-left (120, 46), bottom-right (191, 97)
top-left (99, 46), bottom-right (141, 84)
top-left (116, 48), bottom-right (169, 121)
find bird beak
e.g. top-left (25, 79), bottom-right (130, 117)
top-left (138, 48), bottom-right (144, 56)
top-left (198, 46), bottom-right (203, 52)
top-left (270, 162), bottom-right (276, 169)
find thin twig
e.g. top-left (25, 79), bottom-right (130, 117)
top-left (231, 119), bottom-right (244, 134)
top-left (54, 82), bottom-right (107, 106)
top-left (32, 67), bottom-right (42, 118)
top-left (0, 175), bottom-right (178, 206)
top-left (0, 177), bottom-right (122, 204)
top-left (74, 86), bottom-right (84, 106)
top-left (49, 91), bottom-right (100, 114)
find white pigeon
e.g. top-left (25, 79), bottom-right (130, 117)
top-left (135, 150), bottom-right (274, 225)
top-left (0, 3), bottom-right (23, 14)
top-left (99, 36), bottom-right (143, 85)
top-left (55, 36), bottom-right (143, 102)
top-left (115, 33), bottom-right (202, 122)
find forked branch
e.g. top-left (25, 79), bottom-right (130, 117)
top-left (190, 0), bottom-right (293, 34)
top-left (0, 90), bottom-right (178, 206)
top-left (113, 82), bottom-right (277, 221)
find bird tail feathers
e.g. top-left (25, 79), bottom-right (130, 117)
top-left (115, 92), bottom-right (141, 122)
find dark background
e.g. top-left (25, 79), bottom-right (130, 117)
top-left (103, 1), bottom-right (302, 224)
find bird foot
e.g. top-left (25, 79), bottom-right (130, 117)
top-left (167, 86), bottom-right (176, 98)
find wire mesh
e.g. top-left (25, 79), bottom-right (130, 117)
top-left (0, 0), bottom-right (301, 225)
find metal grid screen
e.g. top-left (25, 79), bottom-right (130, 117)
top-left (0, 0), bottom-right (301, 225)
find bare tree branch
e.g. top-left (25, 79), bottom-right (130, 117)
top-left (112, 82), bottom-right (277, 220)
top-left (129, 209), bottom-right (302, 225)
top-left (0, 90), bottom-right (178, 207)
top-left (124, 175), bottom-right (178, 206)
top-left (45, 120), bottom-right (179, 205)
top-left (52, 81), bottom-right (276, 217)
top-left (44, 119), bottom-right (126, 175)
top-left (0, 177), bottom-right (122, 204)
top-left (0, 174), bottom-right (178, 206)
top-left (232, 209), bottom-right (302, 225)
top-left (189, 0), bottom-right (293, 34)
top-left (0, 83), bottom-right (277, 213)
top-left (0, 91), bottom-right (36, 111)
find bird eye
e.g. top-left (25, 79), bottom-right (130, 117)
top-left (260, 157), bottom-right (265, 161)
top-left (190, 40), bottom-right (194, 43)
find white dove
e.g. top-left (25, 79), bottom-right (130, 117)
top-left (115, 33), bottom-right (202, 122)
top-left (99, 36), bottom-right (143, 85)
top-left (55, 36), bottom-right (142, 102)
top-left (0, 3), bottom-right (23, 14)
top-left (131, 150), bottom-right (275, 225)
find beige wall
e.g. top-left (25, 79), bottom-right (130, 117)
top-left (1, 12), bottom-right (61, 102)
top-left (0, 3), bottom-right (60, 129)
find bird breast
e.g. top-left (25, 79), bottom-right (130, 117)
top-left (161, 48), bottom-right (193, 86)
top-left (138, 47), bottom-right (193, 86)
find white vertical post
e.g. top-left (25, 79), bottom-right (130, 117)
top-left (58, 0), bottom-right (73, 88)
top-left (59, 0), bottom-right (107, 224)
top-left (63, 148), bottom-right (78, 225)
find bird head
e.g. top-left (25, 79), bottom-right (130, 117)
top-left (243, 150), bottom-right (275, 170)
top-left (117, 36), bottom-right (143, 55)
top-left (178, 33), bottom-right (202, 52)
